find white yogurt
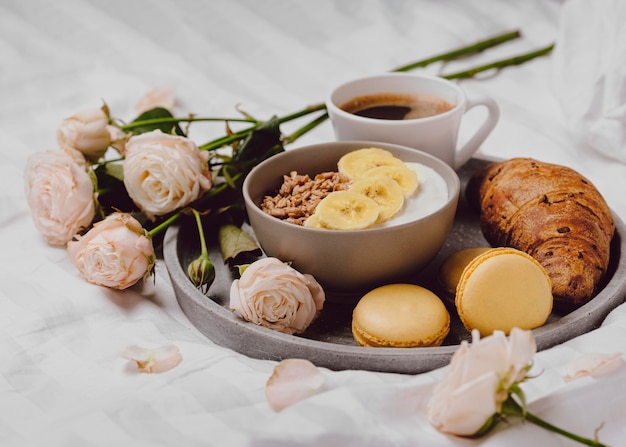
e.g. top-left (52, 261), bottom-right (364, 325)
top-left (378, 162), bottom-right (449, 228)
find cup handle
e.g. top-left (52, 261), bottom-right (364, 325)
top-left (454, 94), bottom-right (500, 169)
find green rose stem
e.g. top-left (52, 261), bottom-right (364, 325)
top-left (185, 209), bottom-right (216, 290)
top-left (501, 397), bottom-right (608, 447)
top-left (392, 29), bottom-right (522, 72)
top-left (120, 116), bottom-right (257, 132)
top-left (147, 212), bottom-right (181, 238)
top-left (283, 111), bottom-right (330, 145)
top-left (145, 209), bottom-right (215, 289)
top-left (201, 30), bottom-right (530, 149)
top-left (199, 103), bottom-right (327, 151)
top-left (109, 30), bottom-right (548, 152)
top-left (441, 43), bottom-right (555, 80)
top-left (278, 40), bottom-right (555, 144)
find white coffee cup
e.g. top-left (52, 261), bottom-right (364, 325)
top-left (326, 73), bottom-right (500, 169)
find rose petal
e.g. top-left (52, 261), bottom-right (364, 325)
top-left (428, 371), bottom-right (499, 436)
top-left (120, 344), bottom-right (183, 373)
top-left (265, 358), bottom-right (326, 411)
top-left (563, 352), bottom-right (624, 382)
top-left (134, 86), bottom-right (176, 114)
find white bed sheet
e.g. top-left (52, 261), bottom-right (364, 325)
top-left (1, 1), bottom-right (625, 446)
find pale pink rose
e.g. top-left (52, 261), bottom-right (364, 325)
top-left (120, 344), bottom-right (182, 373)
top-left (563, 352), bottom-right (624, 382)
top-left (123, 130), bottom-right (212, 219)
top-left (134, 86), bottom-right (176, 114)
top-left (24, 149), bottom-right (96, 246)
top-left (230, 257), bottom-right (325, 335)
top-left (428, 328), bottom-right (536, 436)
top-left (57, 108), bottom-right (111, 162)
top-left (67, 213), bottom-right (155, 289)
top-left (265, 359), bottom-right (326, 411)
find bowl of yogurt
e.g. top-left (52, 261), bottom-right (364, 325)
top-left (243, 141), bottom-right (460, 299)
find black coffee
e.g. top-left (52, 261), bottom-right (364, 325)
top-left (340, 93), bottom-right (454, 120)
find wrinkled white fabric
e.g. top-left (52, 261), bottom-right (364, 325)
top-left (552, 0), bottom-right (626, 163)
top-left (2, 1), bottom-right (626, 446)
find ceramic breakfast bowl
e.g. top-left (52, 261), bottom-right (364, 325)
top-left (242, 141), bottom-right (461, 298)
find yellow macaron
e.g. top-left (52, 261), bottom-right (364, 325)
top-left (438, 247), bottom-right (491, 297)
top-left (455, 247), bottom-right (553, 336)
top-left (351, 284), bottom-right (450, 348)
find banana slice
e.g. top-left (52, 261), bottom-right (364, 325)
top-left (303, 212), bottom-right (326, 229)
top-left (364, 164), bottom-right (419, 197)
top-left (338, 147), bottom-right (404, 180)
top-left (312, 190), bottom-right (380, 230)
top-left (349, 175), bottom-right (405, 222)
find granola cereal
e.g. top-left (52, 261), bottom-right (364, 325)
top-left (260, 171), bottom-right (351, 225)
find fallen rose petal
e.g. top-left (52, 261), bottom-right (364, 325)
top-left (265, 358), bottom-right (326, 411)
top-left (120, 344), bottom-right (183, 373)
top-left (563, 352), bottom-right (624, 382)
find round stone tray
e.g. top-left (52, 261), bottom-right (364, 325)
top-left (163, 157), bottom-right (626, 374)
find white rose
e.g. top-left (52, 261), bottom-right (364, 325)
top-left (123, 130), bottom-right (212, 219)
top-left (57, 108), bottom-right (111, 162)
top-left (230, 257), bottom-right (325, 335)
top-left (67, 213), bottom-right (155, 290)
top-left (428, 328), bottom-right (536, 436)
top-left (24, 149), bottom-right (96, 246)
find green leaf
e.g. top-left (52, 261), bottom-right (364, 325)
top-left (469, 414), bottom-right (499, 438)
top-left (93, 162), bottom-right (136, 213)
top-left (128, 107), bottom-right (186, 136)
top-left (228, 115), bottom-right (284, 174)
top-left (218, 224), bottom-right (261, 267)
top-left (105, 162), bottom-right (125, 182)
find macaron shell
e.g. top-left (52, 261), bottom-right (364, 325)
top-left (352, 284), bottom-right (450, 347)
top-left (455, 247), bottom-right (553, 336)
top-left (438, 247), bottom-right (491, 296)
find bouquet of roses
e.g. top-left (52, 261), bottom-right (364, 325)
top-left (23, 86), bottom-right (327, 289)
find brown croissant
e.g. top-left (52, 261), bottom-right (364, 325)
top-left (467, 158), bottom-right (615, 307)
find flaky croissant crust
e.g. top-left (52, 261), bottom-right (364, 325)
top-left (467, 158), bottom-right (615, 307)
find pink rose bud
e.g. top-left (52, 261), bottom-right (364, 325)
top-left (57, 107), bottom-right (111, 162)
top-left (134, 86), bottom-right (176, 114)
top-left (187, 254), bottom-right (215, 291)
top-left (428, 328), bottom-right (537, 437)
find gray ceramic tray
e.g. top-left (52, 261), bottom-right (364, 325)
top-left (163, 157), bottom-right (626, 374)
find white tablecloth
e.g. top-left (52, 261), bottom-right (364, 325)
top-left (2, 1), bottom-right (626, 446)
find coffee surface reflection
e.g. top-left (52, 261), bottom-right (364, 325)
top-left (341, 93), bottom-right (454, 120)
